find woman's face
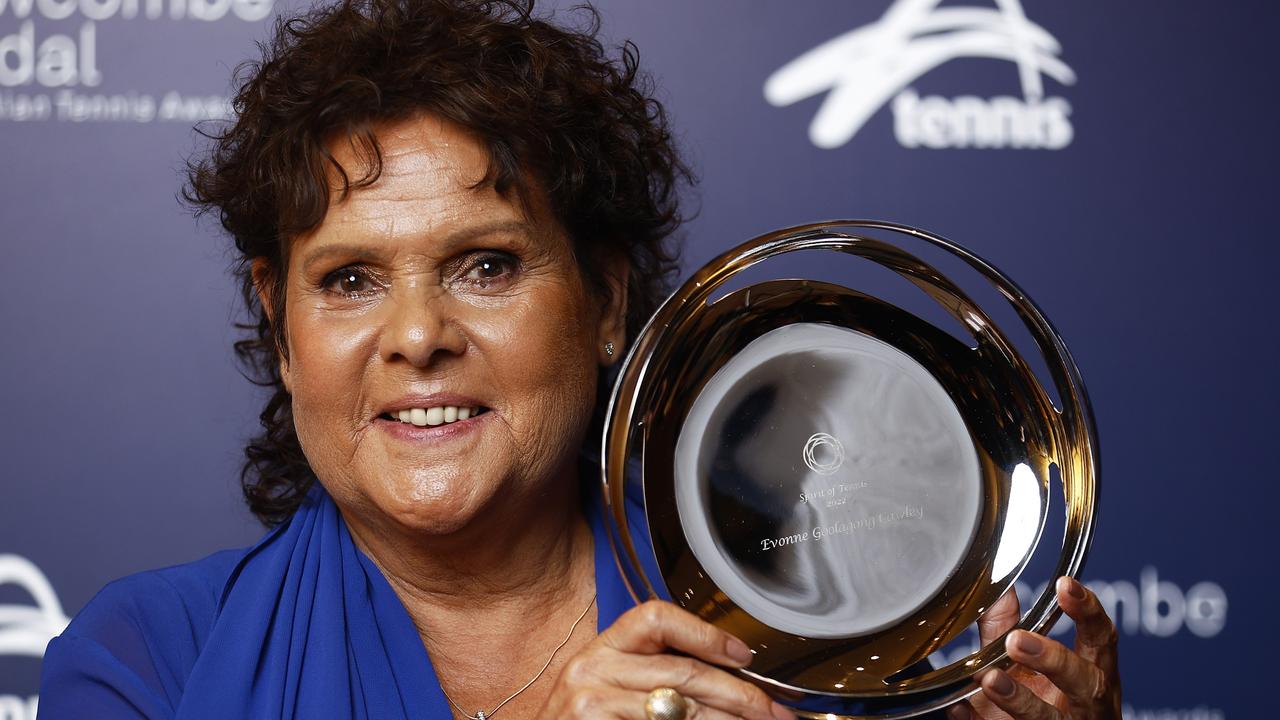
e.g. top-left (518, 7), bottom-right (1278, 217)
top-left (273, 115), bottom-right (624, 535)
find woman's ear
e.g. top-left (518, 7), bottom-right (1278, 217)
top-left (597, 254), bottom-right (629, 366)
top-left (251, 257), bottom-right (292, 393)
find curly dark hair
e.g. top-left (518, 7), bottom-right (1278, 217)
top-left (186, 0), bottom-right (691, 527)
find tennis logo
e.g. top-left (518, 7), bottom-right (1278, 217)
top-left (764, 0), bottom-right (1076, 150)
top-left (803, 432), bottom-right (845, 475)
top-left (0, 554), bottom-right (66, 720)
top-left (0, 554), bottom-right (68, 658)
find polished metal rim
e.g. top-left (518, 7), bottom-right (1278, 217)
top-left (601, 220), bottom-right (1099, 719)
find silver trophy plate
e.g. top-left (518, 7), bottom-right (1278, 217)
top-left (601, 221), bottom-right (1099, 719)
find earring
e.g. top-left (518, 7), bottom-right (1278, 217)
top-left (604, 341), bottom-right (615, 357)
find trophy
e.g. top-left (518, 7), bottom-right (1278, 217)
top-left (601, 221), bottom-right (1099, 718)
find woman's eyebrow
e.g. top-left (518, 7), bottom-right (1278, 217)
top-left (437, 220), bottom-right (535, 250)
top-left (298, 221), bottom-right (534, 273)
top-left (299, 243), bottom-right (393, 274)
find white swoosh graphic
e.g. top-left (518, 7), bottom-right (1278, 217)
top-left (0, 554), bottom-right (70, 658)
top-left (764, 0), bottom-right (1076, 148)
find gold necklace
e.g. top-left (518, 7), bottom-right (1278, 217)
top-left (442, 592), bottom-right (597, 720)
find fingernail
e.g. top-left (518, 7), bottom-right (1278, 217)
top-left (1059, 576), bottom-right (1086, 600)
top-left (771, 701), bottom-right (794, 720)
top-left (727, 636), bottom-right (753, 664)
top-left (1010, 631), bottom-right (1042, 656)
top-left (948, 704), bottom-right (973, 720)
top-left (988, 670), bottom-right (1015, 697)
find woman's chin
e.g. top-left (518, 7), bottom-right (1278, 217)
top-left (363, 472), bottom-right (505, 537)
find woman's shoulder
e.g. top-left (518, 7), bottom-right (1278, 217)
top-left (38, 546), bottom-right (252, 718)
top-left (70, 546), bottom-right (246, 640)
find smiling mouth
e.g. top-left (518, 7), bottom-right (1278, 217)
top-left (379, 406), bottom-right (490, 428)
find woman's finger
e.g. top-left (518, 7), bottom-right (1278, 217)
top-left (977, 587), bottom-right (1021, 647)
top-left (557, 601), bottom-right (794, 720)
top-left (555, 684), bottom-right (765, 720)
top-left (1005, 629), bottom-right (1110, 708)
top-left (978, 668), bottom-right (1065, 720)
top-left (559, 685), bottom-right (643, 719)
top-left (682, 699), bottom-right (756, 720)
top-left (600, 600), bottom-right (754, 669)
top-left (581, 650), bottom-right (790, 720)
top-left (1056, 577), bottom-right (1120, 670)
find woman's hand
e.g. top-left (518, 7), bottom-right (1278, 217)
top-left (540, 600), bottom-right (794, 720)
top-left (948, 577), bottom-right (1122, 720)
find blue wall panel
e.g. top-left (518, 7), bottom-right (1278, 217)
top-left (2, 1), bottom-right (1272, 716)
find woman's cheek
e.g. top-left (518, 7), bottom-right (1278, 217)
top-left (286, 308), bottom-right (379, 445)
top-left (484, 288), bottom-right (598, 450)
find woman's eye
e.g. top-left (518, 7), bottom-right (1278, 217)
top-left (322, 266), bottom-right (378, 297)
top-left (460, 252), bottom-right (519, 287)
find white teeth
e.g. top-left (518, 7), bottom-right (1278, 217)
top-left (391, 405), bottom-right (481, 426)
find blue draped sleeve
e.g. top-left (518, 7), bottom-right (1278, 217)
top-left (39, 548), bottom-right (241, 718)
top-left (38, 484), bottom-right (637, 719)
top-left (38, 482), bottom-right (943, 719)
top-left (37, 489), bottom-right (455, 719)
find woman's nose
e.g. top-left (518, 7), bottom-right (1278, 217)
top-left (377, 286), bottom-right (468, 368)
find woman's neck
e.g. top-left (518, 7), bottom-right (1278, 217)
top-left (343, 473), bottom-right (593, 604)
top-left (338, 472), bottom-right (599, 719)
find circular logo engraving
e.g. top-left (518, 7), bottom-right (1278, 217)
top-left (803, 432), bottom-right (845, 475)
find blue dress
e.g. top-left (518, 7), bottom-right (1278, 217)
top-left (39, 484), bottom-right (944, 719)
top-left (37, 484), bottom-right (649, 719)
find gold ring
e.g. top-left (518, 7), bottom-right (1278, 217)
top-left (645, 687), bottom-right (689, 720)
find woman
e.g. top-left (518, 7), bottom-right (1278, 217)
top-left (37, 1), bottom-right (1122, 718)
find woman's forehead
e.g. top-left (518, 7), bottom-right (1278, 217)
top-left (304, 115), bottom-right (545, 252)
top-left (354, 116), bottom-right (490, 184)
top-left (324, 116), bottom-right (493, 208)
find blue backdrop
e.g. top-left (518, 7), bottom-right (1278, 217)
top-left (1, 1), bottom-right (1273, 717)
